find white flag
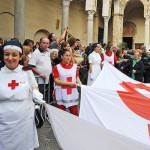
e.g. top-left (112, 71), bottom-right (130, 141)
top-left (46, 104), bottom-right (150, 150)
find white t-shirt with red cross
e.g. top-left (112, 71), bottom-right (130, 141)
top-left (0, 65), bottom-right (39, 149)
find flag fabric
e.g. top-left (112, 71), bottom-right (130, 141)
top-left (45, 104), bottom-right (150, 150)
top-left (91, 62), bottom-right (139, 89)
top-left (79, 62), bottom-right (150, 146)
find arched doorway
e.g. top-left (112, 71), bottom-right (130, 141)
top-left (34, 29), bottom-right (50, 42)
top-left (123, 0), bottom-right (144, 49)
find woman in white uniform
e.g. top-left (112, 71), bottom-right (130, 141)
top-left (87, 43), bottom-right (102, 86)
top-left (0, 41), bottom-right (42, 150)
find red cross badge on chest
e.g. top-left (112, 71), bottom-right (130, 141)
top-left (8, 80), bottom-right (19, 90)
top-left (61, 77), bottom-right (76, 95)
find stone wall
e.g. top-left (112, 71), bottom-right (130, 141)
top-left (0, 0), bottom-right (14, 39)
top-left (0, 0), bottom-right (93, 44)
top-left (0, 0), bottom-right (148, 47)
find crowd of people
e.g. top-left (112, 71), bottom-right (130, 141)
top-left (0, 30), bottom-right (150, 98)
top-left (0, 28), bottom-right (150, 149)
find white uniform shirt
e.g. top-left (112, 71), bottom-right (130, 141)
top-left (29, 48), bottom-right (52, 84)
top-left (87, 51), bottom-right (101, 86)
top-left (0, 65), bottom-right (39, 150)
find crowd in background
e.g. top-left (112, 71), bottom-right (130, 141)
top-left (0, 28), bottom-right (150, 103)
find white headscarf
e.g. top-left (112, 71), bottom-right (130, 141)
top-left (50, 49), bottom-right (58, 54)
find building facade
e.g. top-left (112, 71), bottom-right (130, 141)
top-left (0, 0), bottom-right (150, 49)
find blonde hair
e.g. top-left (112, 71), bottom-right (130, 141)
top-left (22, 46), bottom-right (30, 62)
top-left (133, 51), bottom-right (140, 57)
top-left (136, 49), bottom-right (142, 57)
top-left (23, 46), bottom-right (30, 56)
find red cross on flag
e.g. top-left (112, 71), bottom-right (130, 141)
top-left (80, 62), bottom-right (150, 146)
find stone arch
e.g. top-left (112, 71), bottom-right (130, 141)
top-left (124, 0), bottom-right (144, 8)
top-left (0, 12), bottom-right (14, 16)
top-left (123, 22), bottom-right (137, 37)
top-left (124, 0), bottom-right (144, 16)
top-left (33, 29), bottom-right (50, 42)
top-left (0, 12), bottom-right (14, 39)
top-left (123, 0), bottom-right (144, 49)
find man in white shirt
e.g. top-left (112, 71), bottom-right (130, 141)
top-left (29, 37), bottom-right (52, 97)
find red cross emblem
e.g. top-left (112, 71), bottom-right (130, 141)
top-left (117, 82), bottom-right (150, 138)
top-left (8, 80), bottom-right (19, 90)
top-left (61, 77), bottom-right (76, 95)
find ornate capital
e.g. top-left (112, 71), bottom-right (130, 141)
top-left (113, 0), bottom-right (126, 16)
top-left (114, 13), bottom-right (124, 17)
top-left (108, 0), bottom-right (112, 16)
top-left (144, 3), bottom-right (150, 18)
top-left (103, 16), bottom-right (110, 22)
top-left (119, 0), bottom-right (126, 7)
top-left (62, 0), bottom-right (72, 7)
top-left (87, 10), bottom-right (95, 21)
top-left (144, 15), bottom-right (150, 21)
top-left (119, 0), bottom-right (126, 15)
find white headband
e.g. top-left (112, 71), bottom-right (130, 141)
top-left (4, 45), bottom-right (22, 53)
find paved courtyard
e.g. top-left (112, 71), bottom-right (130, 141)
top-left (36, 121), bottom-right (62, 150)
top-left (36, 88), bottom-right (81, 150)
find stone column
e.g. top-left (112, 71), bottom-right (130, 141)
top-left (86, 10), bottom-right (95, 45)
top-left (93, 12), bottom-right (99, 43)
top-left (62, 0), bottom-right (71, 33)
top-left (103, 16), bottom-right (110, 44)
top-left (112, 14), bottom-right (123, 47)
top-left (144, 16), bottom-right (150, 50)
top-left (14, 0), bottom-right (25, 43)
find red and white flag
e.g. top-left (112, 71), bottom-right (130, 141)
top-left (80, 63), bottom-right (150, 146)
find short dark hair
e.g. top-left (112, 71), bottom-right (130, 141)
top-left (60, 49), bottom-right (70, 56)
top-left (91, 43), bottom-right (100, 51)
top-left (0, 37), bottom-right (3, 44)
top-left (48, 33), bottom-right (53, 43)
top-left (60, 41), bottom-right (69, 49)
top-left (23, 39), bottom-right (33, 46)
top-left (39, 37), bottom-right (46, 43)
top-left (67, 37), bottom-right (77, 47)
top-left (11, 38), bottom-right (19, 42)
top-left (106, 44), bottom-right (112, 51)
top-left (102, 43), bottom-right (107, 48)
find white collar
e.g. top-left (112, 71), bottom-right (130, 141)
top-left (93, 51), bottom-right (98, 54)
top-left (1, 65), bottom-right (22, 73)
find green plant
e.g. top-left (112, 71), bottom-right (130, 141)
top-left (117, 42), bottom-right (127, 50)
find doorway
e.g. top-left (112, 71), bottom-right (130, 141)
top-left (123, 37), bottom-right (133, 49)
top-left (98, 27), bottom-right (104, 43)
